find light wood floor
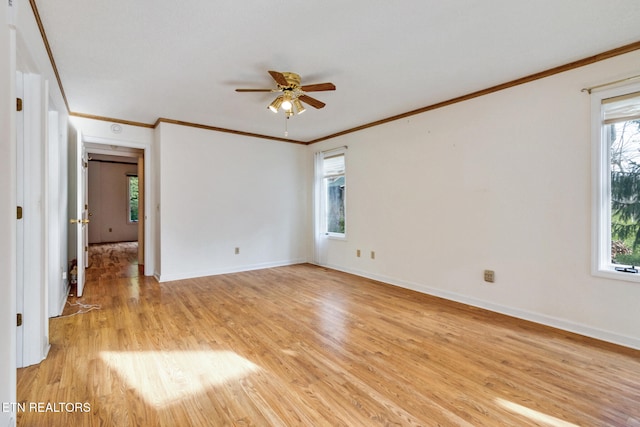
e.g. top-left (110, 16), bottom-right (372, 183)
top-left (17, 243), bottom-right (640, 426)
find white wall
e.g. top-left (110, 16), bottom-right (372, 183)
top-left (156, 122), bottom-right (309, 281)
top-left (0, 2), bottom-right (17, 425)
top-left (310, 50), bottom-right (640, 349)
top-left (72, 117), bottom-right (154, 146)
top-left (46, 109), bottom-right (69, 318)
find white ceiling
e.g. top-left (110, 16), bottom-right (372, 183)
top-left (34, 0), bottom-right (640, 143)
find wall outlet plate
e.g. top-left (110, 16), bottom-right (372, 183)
top-left (484, 270), bottom-right (495, 283)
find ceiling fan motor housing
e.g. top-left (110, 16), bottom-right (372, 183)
top-left (280, 72), bottom-right (301, 89)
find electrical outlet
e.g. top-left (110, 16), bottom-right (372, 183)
top-left (371, 251), bottom-right (375, 260)
top-left (484, 270), bottom-right (495, 283)
top-left (235, 247), bottom-right (240, 255)
top-left (356, 249), bottom-right (361, 257)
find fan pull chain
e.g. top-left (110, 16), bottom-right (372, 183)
top-left (284, 115), bottom-right (289, 137)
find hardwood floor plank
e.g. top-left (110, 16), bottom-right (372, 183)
top-left (16, 242), bottom-right (640, 426)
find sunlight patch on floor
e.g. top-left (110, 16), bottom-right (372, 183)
top-left (318, 293), bottom-right (347, 343)
top-left (100, 350), bottom-right (261, 407)
top-left (495, 398), bottom-right (578, 427)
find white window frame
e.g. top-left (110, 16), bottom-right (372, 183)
top-left (591, 82), bottom-right (640, 282)
top-left (316, 147), bottom-right (347, 240)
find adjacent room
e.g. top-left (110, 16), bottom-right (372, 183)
top-left (1, 1), bottom-right (640, 426)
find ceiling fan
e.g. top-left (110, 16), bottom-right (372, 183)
top-left (236, 70), bottom-right (336, 117)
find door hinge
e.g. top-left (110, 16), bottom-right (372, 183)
top-left (16, 98), bottom-right (22, 111)
top-left (17, 206), bottom-right (23, 219)
top-left (85, 245), bottom-right (88, 252)
top-left (17, 313), bottom-right (22, 327)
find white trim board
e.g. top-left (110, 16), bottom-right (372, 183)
top-left (158, 259), bottom-right (308, 283)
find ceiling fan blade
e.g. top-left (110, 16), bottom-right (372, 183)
top-left (268, 70), bottom-right (289, 86)
top-left (235, 89), bottom-right (276, 92)
top-left (298, 94), bottom-right (326, 109)
top-left (300, 82), bottom-right (336, 92)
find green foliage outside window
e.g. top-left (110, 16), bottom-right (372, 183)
top-left (129, 176), bottom-right (139, 222)
top-left (610, 120), bottom-right (640, 264)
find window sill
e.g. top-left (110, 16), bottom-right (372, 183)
top-left (593, 267), bottom-right (640, 283)
top-left (326, 234), bottom-right (347, 241)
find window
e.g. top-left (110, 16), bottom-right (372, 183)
top-left (128, 175), bottom-right (139, 223)
top-left (318, 149), bottom-right (346, 238)
top-left (592, 84), bottom-right (640, 281)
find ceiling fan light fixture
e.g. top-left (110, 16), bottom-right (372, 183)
top-left (281, 93), bottom-right (293, 111)
top-left (292, 98), bottom-right (305, 114)
top-left (238, 70), bottom-right (335, 118)
top-left (268, 96), bottom-right (283, 113)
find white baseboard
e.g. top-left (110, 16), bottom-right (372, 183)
top-left (318, 263), bottom-right (640, 351)
top-left (55, 282), bottom-right (70, 317)
top-left (157, 259), bottom-right (308, 283)
top-left (42, 344), bottom-right (50, 363)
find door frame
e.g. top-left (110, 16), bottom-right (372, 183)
top-left (80, 135), bottom-right (153, 275)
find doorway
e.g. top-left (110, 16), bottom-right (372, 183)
top-left (85, 145), bottom-right (145, 274)
top-left (75, 133), bottom-right (153, 278)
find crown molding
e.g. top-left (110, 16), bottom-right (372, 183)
top-left (28, 0), bottom-right (69, 112)
top-left (153, 118), bottom-right (307, 144)
top-left (70, 112), bottom-right (155, 129)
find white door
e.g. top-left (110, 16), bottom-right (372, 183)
top-left (82, 147), bottom-right (89, 270)
top-left (70, 129), bottom-right (88, 296)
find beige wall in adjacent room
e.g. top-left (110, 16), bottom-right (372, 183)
top-left (88, 160), bottom-right (139, 244)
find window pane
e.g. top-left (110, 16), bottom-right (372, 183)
top-left (325, 175), bottom-right (345, 234)
top-left (129, 176), bottom-right (139, 222)
top-left (321, 152), bottom-right (345, 235)
top-left (610, 119), bottom-right (640, 265)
